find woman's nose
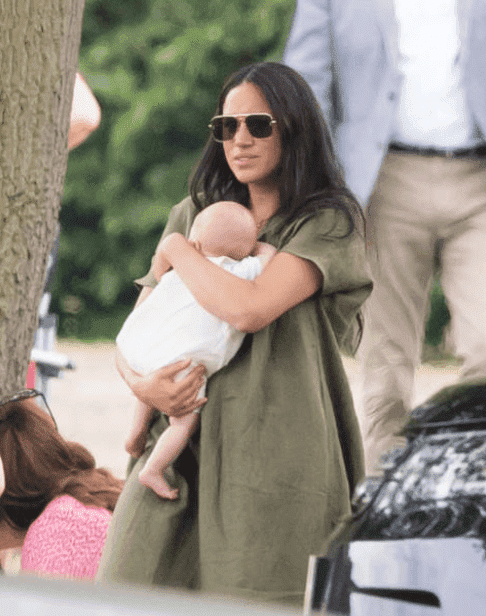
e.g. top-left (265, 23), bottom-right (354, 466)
top-left (234, 120), bottom-right (253, 144)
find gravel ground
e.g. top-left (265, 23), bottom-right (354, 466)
top-left (51, 341), bottom-right (461, 480)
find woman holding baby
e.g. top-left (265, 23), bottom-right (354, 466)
top-left (98, 62), bottom-right (372, 607)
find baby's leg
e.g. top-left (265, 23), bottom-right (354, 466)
top-left (138, 412), bottom-right (200, 499)
top-left (125, 401), bottom-right (155, 458)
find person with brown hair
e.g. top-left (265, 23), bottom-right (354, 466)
top-left (97, 62), bottom-right (372, 607)
top-left (0, 390), bottom-right (123, 580)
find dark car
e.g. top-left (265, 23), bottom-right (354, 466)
top-left (306, 381), bottom-right (486, 615)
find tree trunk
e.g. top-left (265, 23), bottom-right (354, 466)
top-left (0, 0), bottom-right (85, 394)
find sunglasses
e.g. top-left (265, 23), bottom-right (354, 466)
top-left (0, 388), bottom-right (58, 430)
top-left (208, 113), bottom-right (277, 142)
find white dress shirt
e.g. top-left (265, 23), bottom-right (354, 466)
top-left (392, 0), bottom-right (481, 148)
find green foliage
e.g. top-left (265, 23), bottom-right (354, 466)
top-left (55, 0), bottom-right (449, 348)
top-left (54, 0), bottom-right (294, 338)
top-left (425, 278), bottom-right (451, 347)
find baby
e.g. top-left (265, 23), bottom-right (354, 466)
top-left (116, 201), bottom-right (276, 499)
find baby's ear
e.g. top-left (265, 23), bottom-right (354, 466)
top-left (189, 239), bottom-right (203, 253)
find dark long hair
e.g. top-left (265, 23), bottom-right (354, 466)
top-left (0, 398), bottom-right (123, 531)
top-left (190, 61), bottom-right (363, 235)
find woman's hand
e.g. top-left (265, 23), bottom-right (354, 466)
top-left (157, 232), bottom-right (188, 260)
top-left (252, 241), bottom-right (277, 268)
top-left (116, 349), bottom-right (207, 417)
top-left (151, 249), bottom-right (172, 282)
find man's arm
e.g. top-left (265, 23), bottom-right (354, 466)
top-left (283, 0), bottom-right (334, 126)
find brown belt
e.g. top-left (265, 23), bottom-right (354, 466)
top-left (389, 142), bottom-right (486, 160)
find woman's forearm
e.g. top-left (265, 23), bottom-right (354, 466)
top-left (160, 233), bottom-right (258, 331)
top-left (159, 233), bottom-right (322, 333)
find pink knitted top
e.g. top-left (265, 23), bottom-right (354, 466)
top-left (21, 494), bottom-right (112, 580)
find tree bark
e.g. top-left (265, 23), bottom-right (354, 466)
top-left (0, 0), bottom-right (86, 394)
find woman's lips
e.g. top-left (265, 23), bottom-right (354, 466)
top-left (234, 156), bottom-right (256, 165)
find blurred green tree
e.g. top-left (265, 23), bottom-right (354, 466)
top-left (56, 0), bottom-right (450, 348)
top-left (54, 0), bottom-right (294, 339)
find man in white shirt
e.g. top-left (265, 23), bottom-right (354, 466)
top-left (284, 0), bottom-right (486, 474)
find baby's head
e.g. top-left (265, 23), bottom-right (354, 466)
top-left (189, 201), bottom-right (258, 260)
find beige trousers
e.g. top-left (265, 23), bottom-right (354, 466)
top-left (358, 150), bottom-right (486, 474)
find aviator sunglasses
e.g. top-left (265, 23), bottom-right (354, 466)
top-left (208, 113), bottom-right (277, 143)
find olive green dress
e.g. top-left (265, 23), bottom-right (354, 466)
top-left (97, 196), bottom-right (372, 607)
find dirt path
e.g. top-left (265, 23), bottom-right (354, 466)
top-left (52, 341), bottom-right (461, 480)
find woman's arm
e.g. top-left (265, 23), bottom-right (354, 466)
top-left (159, 233), bottom-right (322, 333)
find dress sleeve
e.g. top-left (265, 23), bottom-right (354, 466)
top-left (280, 207), bottom-right (373, 353)
top-left (134, 196), bottom-right (198, 289)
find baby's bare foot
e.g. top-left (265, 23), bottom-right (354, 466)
top-left (139, 468), bottom-right (179, 500)
top-left (125, 431), bottom-right (147, 458)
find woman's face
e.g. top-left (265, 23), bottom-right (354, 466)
top-left (222, 82), bottom-right (282, 190)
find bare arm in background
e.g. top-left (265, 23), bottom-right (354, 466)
top-left (68, 73), bottom-right (101, 150)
